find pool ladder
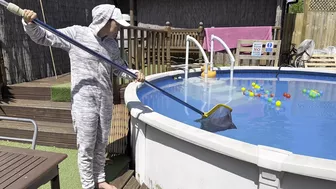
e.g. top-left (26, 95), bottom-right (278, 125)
top-left (184, 34), bottom-right (235, 82)
top-left (184, 34), bottom-right (236, 113)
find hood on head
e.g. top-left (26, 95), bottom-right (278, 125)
top-left (89, 4), bottom-right (130, 37)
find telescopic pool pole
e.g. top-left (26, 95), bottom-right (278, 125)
top-left (0, 1), bottom-right (206, 116)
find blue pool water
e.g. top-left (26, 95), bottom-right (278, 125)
top-left (137, 70), bottom-right (336, 160)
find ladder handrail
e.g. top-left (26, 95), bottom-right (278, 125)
top-left (210, 34), bottom-right (235, 82)
top-left (185, 35), bottom-right (210, 80)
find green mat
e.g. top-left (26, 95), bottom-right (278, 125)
top-left (51, 83), bottom-right (71, 102)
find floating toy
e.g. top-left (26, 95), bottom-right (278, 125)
top-left (251, 82), bottom-right (262, 90)
top-left (241, 82), bottom-right (285, 109)
top-left (201, 70), bottom-right (216, 78)
top-left (302, 88), bottom-right (323, 98)
top-left (201, 66), bottom-right (216, 78)
top-left (283, 92), bottom-right (291, 99)
top-left (242, 82), bottom-right (270, 97)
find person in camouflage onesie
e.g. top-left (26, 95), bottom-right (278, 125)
top-left (22, 4), bottom-right (144, 189)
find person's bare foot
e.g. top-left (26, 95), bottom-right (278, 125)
top-left (97, 182), bottom-right (117, 189)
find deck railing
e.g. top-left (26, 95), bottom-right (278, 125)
top-left (115, 22), bottom-right (205, 85)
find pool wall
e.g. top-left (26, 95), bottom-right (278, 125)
top-left (125, 66), bottom-right (336, 189)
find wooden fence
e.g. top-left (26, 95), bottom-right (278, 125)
top-left (301, 0), bottom-right (336, 49)
top-left (283, 0), bottom-right (336, 50)
top-left (0, 0), bottom-right (112, 86)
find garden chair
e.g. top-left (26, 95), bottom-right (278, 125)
top-left (0, 116), bottom-right (38, 149)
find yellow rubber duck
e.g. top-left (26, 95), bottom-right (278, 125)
top-left (201, 65), bottom-right (216, 78)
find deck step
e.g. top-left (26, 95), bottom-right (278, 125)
top-left (106, 155), bottom-right (131, 183)
top-left (109, 168), bottom-right (149, 189)
top-left (8, 74), bottom-right (70, 87)
top-left (3, 73), bottom-right (70, 101)
top-left (0, 120), bottom-right (76, 149)
top-left (110, 170), bottom-right (134, 188)
top-left (124, 176), bottom-right (141, 189)
top-left (0, 99), bottom-right (71, 123)
top-left (0, 120), bottom-right (73, 133)
top-left (3, 86), bottom-right (51, 101)
top-left (139, 183), bottom-right (149, 189)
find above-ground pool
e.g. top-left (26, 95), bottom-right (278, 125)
top-left (125, 67), bottom-right (336, 189)
top-left (137, 69), bottom-right (336, 160)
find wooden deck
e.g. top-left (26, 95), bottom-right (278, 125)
top-left (0, 74), bottom-right (74, 148)
top-left (0, 73), bottom-right (131, 150)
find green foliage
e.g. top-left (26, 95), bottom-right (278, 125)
top-left (289, 0), bottom-right (304, 13)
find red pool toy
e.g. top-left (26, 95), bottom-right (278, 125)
top-left (283, 92), bottom-right (291, 99)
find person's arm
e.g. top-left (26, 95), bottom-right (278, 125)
top-left (21, 9), bottom-right (76, 51)
top-left (109, 38), bottom-right (144, 81)
top-left (112, 58), bottom-right (140, 80)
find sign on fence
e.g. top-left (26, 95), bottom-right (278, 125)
top-left (266, 42), bottom-right (274, 52)
top-left (251, 42), bottom-right (262, 56)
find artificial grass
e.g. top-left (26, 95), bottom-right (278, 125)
top-left (0, 140), bottom-right (130, 189)
top-left (51, 83), bottom-right (71, 102)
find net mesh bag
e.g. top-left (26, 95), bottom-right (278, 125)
top-left (196, 105), bottom-right (237, 133)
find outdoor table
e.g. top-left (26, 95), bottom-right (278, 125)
top-left (0, 145), bottom-right (67, 189)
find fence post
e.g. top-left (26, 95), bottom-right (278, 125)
top-left (197, 22), bottom-right (204, 63)
top-left (165, 21), bottom-right (172, 71)
top-left (0, 42), bottom-right (6, 100)
top-left (300, 0), bottom-right (310, 43)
